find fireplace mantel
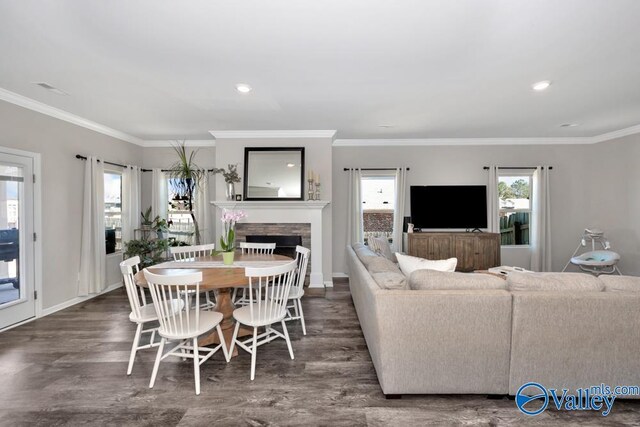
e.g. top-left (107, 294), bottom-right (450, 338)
top-left (210, 200), bottom-right (330, 288)
top-left (212, 200), bottom-right (329, 210)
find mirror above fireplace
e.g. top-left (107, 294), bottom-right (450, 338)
top-left (243, 147), bottom-right (305, 201)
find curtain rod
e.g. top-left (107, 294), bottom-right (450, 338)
top-left (483, 166), bottom-right (553, 170)
top-left (343, 167), bottom-right (410, 171)
top-left (75, 155), bottom-right (215, 172)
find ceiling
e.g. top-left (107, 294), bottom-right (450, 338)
top-left (1, 0), bottom-right (640, 141)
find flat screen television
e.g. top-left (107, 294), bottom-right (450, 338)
top-left (410, 185), bottom-right (487, 229)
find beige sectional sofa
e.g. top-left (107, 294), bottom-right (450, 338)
top-left (347, 243), bottom-right (640, 397)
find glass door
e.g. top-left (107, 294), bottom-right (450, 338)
top-left (0, 152), bottom-right (34, 330)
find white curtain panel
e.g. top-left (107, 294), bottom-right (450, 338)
top-left (346, 168), bottom-right (364, 245)
top-left (79, 156), bottom-right (106, 296)
top-left (392, 167), bottom-right (407, 252)
top-left (151, 168), bottom-right (168, 220)
top-left (487, 166), bottom-right (500, 233)
top-left (531, 166), bottom-right (552, 271)
top-left (194, 173), bottom-right (212, 244)
top-left (121, 165), bottom-right (141, 243)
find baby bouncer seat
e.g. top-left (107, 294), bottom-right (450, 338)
top-left (562, 228), bottom-right (621, 276)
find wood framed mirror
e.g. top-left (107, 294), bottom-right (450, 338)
top-left (243, 147), bottom-right (305, 201)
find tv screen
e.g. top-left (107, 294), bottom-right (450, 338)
top-left (410, 185), bottom-right (487, 229)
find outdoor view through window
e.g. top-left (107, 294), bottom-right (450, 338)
top-left (498, 175), bottom-right (531, 246)
top-left (362, 176), bottom-right (396, 244)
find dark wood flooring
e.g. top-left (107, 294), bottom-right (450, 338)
top-left (1, 279), bottom-right (640, 426)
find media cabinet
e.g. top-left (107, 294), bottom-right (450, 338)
top-left (407, 232), bottom-right (501, 271)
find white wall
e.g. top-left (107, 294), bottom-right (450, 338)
top-left (332, 144), bottom-right (598, 275)
top-left (0, 100), bottom-right (143, 309)
top-left (214, 137), bottom-right (333, 282)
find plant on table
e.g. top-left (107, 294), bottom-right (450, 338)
top-left (219, 209), bottom-right (247, 253)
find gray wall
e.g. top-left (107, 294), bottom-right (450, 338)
top-left (0, 100), bottom-right (143, 309)
top-left (332, 143), bottom-right (606, 275)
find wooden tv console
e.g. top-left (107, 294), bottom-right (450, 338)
top-left (407, 232), bottom-right (501, 272)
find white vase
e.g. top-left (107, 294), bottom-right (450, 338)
top-left (226, 182), bottom-right (236, 201)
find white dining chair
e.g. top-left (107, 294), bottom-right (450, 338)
top-left (229, 260), bottom-right (298, 380)
top-left (239, 241), bottom-right (276, 255)
top-left (144, 269), bottom-right (229, 395)
top-left (270, 246), bottom-right (310, 335)
top-left (233, 242), bottom-right (277, 305)
top-left (171, 243), bottom-right (217, 308)
top-left (120, 256), bottom-right (164, 375)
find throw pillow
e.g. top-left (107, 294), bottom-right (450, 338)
top-left (409, 269), bottom-right (507, 290)
top-left (368, 236), bottom-right (397, 263)
top-left (367, 256), bottom-right (403, 275)
top-left (395, 252), bottom-right (457, 276)
top-left (599, 275), bottom-right (640, 292)
top-left (507, 272), bottom-right (604, 292)
top-left (354, 245), bottom-right (381, 267)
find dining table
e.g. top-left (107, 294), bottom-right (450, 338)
top-left (134, 252), bottom-right (293, 357)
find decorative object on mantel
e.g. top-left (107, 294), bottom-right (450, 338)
top-left (235, 194), bottom-right (242, 202)
top-left (307, 170), bottom-right (321, 200)
top-left (213, 164), bottom-right (241, 201)
top-left (166, 141), bottom-right (209, 245)
top-left (219, 209), bottom-right (248, 265)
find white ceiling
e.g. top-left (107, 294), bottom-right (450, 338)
top-left (1, 0), bottom-right (640, 141)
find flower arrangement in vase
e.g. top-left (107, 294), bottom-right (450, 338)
top-left (213, 164), bottom-right (241, 201)
top-left (219, 209), bottom-right (247, 265)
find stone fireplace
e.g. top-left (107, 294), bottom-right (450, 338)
top-left (211, 200), bottom-right (329, 287)
top-left (236, 223), bottom-right (310, 267)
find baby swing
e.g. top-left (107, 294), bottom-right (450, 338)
top-left (562, 228), bottom-right (621, 276)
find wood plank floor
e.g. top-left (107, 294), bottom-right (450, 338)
top-left (1, 278), bottom-right (640, 426)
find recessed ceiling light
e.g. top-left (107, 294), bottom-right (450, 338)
top-left (286, 163), bottom-right (295, 168)
top-left (235, 83), bottom-right (252, 94)
top-left (560, 123), bottom-right (578, 127)
top-left (532, 80), bottom-right (551, 91)
top-left (33, 82), bottom-right (69, 95)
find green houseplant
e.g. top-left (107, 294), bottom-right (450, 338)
top-left (219, 209), bottom-right (247, 265)
top-left (124, 238), bottom-right (169, 268)
top-left (166, 141), bottom-right (209, 245)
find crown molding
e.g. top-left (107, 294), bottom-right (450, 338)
top-left (590, 123), bottom-right (640, 144)
top-left (0, 87), bottom-right (145, 146)
top-left (332, 137), bottom-right (594, 147)
top-left (140, 139), bottom-right (215, 148)
top-left (209, 130), bottom-right (337, 139)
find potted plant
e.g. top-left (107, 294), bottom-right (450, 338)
top-left (124, 238), bottom-right (169, 268)
top-left (219, 209), bottom-right (247, 265)
top-left (166, 141), bottom-right (209, 245)
top-left (213, 164), bottom-right (241, 201)
top-left (140, 206), bottom-right (153, 229)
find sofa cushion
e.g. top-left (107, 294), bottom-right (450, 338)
top-left (409, 269), bottom-right (507, 290)
top-left (507, 272), bottom-right (604, 292)
top-left (599, 275), bottom-right (640, 292)
top-left (353, 245), bottom-right (381, 267)
top-left (395, 252), bottom-right (457, 276)
top-left (368, 236), bottom-right (397, 263)
top-left (367, 256), bottom-right (403, 275)
top-left (371, 271), bottom-right (408, 290)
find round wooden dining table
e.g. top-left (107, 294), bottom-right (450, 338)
top-left (134, 252), bottom-right (293, 357)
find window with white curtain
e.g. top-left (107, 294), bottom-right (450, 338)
top-left (167, 178), bottom-right (195, 244)
top-left (361, 174), bottom-right (396, 245)
top-left (498, 172), bottom-right (533, 246)
top-left (104, 171), bottom-right (122, 253)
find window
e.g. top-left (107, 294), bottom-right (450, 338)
top-left (167, 178), bottom-right (195, 244)
top-left (104, 172), bottom-right (122, 253)
top-left (361, 175), bottom-right (396, 245)
top-left (498, 173), bottom-right (532, 246)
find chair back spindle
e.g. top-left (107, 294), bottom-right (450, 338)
top-left (120, 256), bottom-right (146, 320)
top-left (245, 261), bottom-right (297, 323)
top-left (171, 243), bottom-right (216, 261)
top-left (240, 242), bottom-right (276, 255)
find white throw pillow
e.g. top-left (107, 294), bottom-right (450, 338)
top-left (395, 252), bottom-right (457, 276)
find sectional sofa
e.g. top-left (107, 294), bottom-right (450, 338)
top-left (347, 243), bottom-right (640, 397)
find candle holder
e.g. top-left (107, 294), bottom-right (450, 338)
top-left (314, 182), bottom-right (321, 201)
top-left (308, 179), bottom-right (315, 200)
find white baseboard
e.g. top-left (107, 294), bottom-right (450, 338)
top-left (332, 272), bottom-right (349, 278)
top-left (40, 281), bottom-right (123, 317)
top-left (323, 280), bottom-right (334, 288)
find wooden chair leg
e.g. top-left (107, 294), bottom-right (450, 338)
top-left (297, 299), bottom-right (307, 336)
top-left (193, 338), bottom-right (200, 395)
top-left (281, 320), bottom-right (294, 360)
top-left (250, 327), bottom-right (258, 381)
top-left (217, 324), bottom-right (230, 362)
top-left (127, 323), bottom-right (142, 375)
top-left (229, 322), bottom-right (240, 356)
top-left (149, 338), bottom-right (165, 389)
